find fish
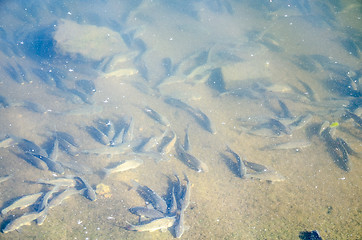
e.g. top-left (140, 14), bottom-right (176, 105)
top-left (179, 173), bottom-right (191, 211)
top-left (244, 170), bottom-right (286, 183)
top-left (129, 207), bottom-right (165, 219)
top-left (175, 140), bottom-right (209, 173)
top-left (75, 79), bottom-right (96, 95)
top-left (74, 176), bottom-right (96, 201)
top-left (127, 216), bottom-right (176, 232)
top-left (31, 154), bottom-right (65, 174)
top-left (157, 130), bottom-right (177, 155)
top-left (174, 210), bottom-right (185, 238)
top-left (225, 146), bottom-right (247, 178)
top-left (243, 160), bottom-right (268, 173)
top-left (0, 175), bottom-right (12, 184)
top-left (86, 126), bottom-right (110, 146)
top-left (0, 136), bottom-right (15, 148)
top-left (183, 126), bottom-right (190, 152)
top-left (48, 188), bottom-right (85, 209)
top-left (2, 208), bottom-right (48, 233)
top-left (16, 138), bottom-right (48, 156)
top-left (55, 131), bottom-right (79, 147)
top-left (344, 110), bottom-right (362, 127)
top-left (320, 127), bottom-right (351, 171)
top-left (260, 140), bottom-right (312, 151)
top-left (1, 192), bottom-right (43, 215)
top-left (22, 152), bottom-right (49, 170)
top-left (0, 95), bottom-right (10, 108)
top-left (38, 186), bottom-right (61, 211)
top-left (132, 181), bottom-right (168, 214)
top-left (143, 106), bottom-right (170, 127)
top-left (103, 158), bottom-right (144, 177)
top-left (36, 177), bottom-right (77, 187)
top-left (287, 113), bottom-right (313, 131)
top-left (167, 186), bottom-right (178, 215)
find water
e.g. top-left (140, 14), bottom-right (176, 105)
top-left (0, 1), bottom-right (361, 239)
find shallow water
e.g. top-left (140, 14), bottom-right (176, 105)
top-left (0, 1), bottom-right (361, 239)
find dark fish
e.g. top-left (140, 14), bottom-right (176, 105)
top-left (166, 96), bottom-right (215, 133)
top-left (278, 99), bottom-right (293, 118)
top-left (243, 160), bottom-right (268, 173)
top-left (179, 173), bottom-right (191, 211)
top-left (21, 152), bottom-right (49, 170)
top-left (344, 110), bottom-right (362, 127)
top-left (175, 140), bottom-right (209, 173)
top-left (74, 176), bottom-right (97, 201)
top-left (16, 138), bottom-right (48, 156)
top-left (190, 108), bottom-right (215, 134)
top-left (31, 154), bottom-right (65, 174)
top-left (341, 38), bottom-right (360, 58)
top-left (167, 186), bottom-right (178, 215)
top-left (129, 207), bottom-right (165, 219)
top-left (4, 64), bottom-right (23, 84)
top-left (85, 126), bottom-right (110, 145)
top-left (287, 113), bottom-right (313, 131)
top-left (132, 181), bottom-right (168, 214)
top-left (297, 78), bottom-right (317, 102)
top-left (67, 89), bottom-right (94, 105)
top-left (206, 68), bottom-right (226, 93)
top-left (226, 146), bottom-right (247, 178)
top-left (321, 127), bottom-right (350, 171)
top-left (183, 126), bottom-right (190, 152)
top-left (143, 106), bottom-right (170, 126)
top-left (164, 97), bottom-right (192, 111)
top-left (56, 131), bottom-right (79, 147)
top-left (162, 57), bottom-right (173, 77)
top-left (75, 79), bottom-right (96, 95)
top-left (0, 95), bottom-right (10, 108)
top-left (335, 138), bottom-right (358, 157)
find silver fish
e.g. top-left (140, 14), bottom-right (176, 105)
top-left (74, 176), bottom-right (96, 201)
top-left (103, 158), bottom-right (143, 178)
top-left (1, 192), bottom-right (43, 215)
top-left (2, 208), bottom-right (47, 233)
top-left (129, 207), bottom-right (165, 219)
top-left (127, 216), bottom-right (176, 232)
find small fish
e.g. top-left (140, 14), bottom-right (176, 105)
top-left (143, 106), bottom-right (170, 126)
top-left (75, 79), bottom-right (96, 95)
top-left (243, 161), bottom-right (268, 173)
top-left (179, 173), bottom-right (191, 211)
top-left (174, 210), bottom-right (185, 238)
top-left (103, 158), bottom-right (143, 177)
top-left (225, 146), bottom-right (247, 178)
top-left (183, 126), bottom-right (190, 152)
top-left (22, 152), bottom-right (49, 170)
top-left (16, 138), bottom-right (48, 156)
top-left (157, 130), bottom-right (177, 155)
top-left (55, 131), bottom-right (79, 147)
top-left (175, 140), bottom-right (209, 173)
top-left (244, 170), bottom-right (286, 183)
top-left (31, 154), bottom-right (65, 174)
top-left (287, 113), bottom-right (313, 131)
top-left (36, 177), bottom-right (77, 187)
top-left (1, 192), bottom-right (43, 215)
top-left (0, 175), bottom-right (12, 184)
top-left (2, 208), bottom-right (48, 233)
top-left (261, 140), bottom-right (312, 151)
top-left (48, 188), bottom-right (85, 208)
top-left (86, 126), bottom-right (110, 146)
top-left (132, 181), bottom-right (168, 214)
top-left (74, 176), bottom-right (96, 201)
top-left (127, 216), bottom-right (176, 232)
top-left (38, 186), bottom-right (61, 211)
top-left (320, 127), bottom-right (350, 171)
top-left (344, 110), bottom-right (362, 127)
top-left (129, 207), bottom-right (165, 219)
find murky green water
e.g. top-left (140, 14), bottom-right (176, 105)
top-left (0, 1), bottom-right (361, 239)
